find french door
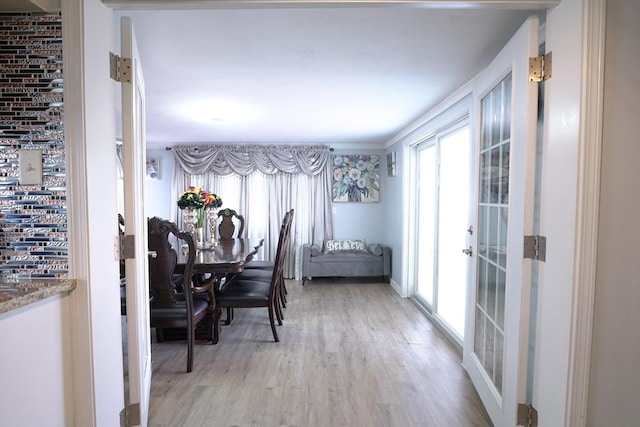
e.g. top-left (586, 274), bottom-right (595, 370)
top-left (121, 16), bottom-right (152, 427)
top-left (415, 122), bottom-right (473, 341)
top-left (463, 16), bottom-right (539, 427)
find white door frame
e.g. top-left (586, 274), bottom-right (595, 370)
top-left (63, 1), bottom-right (604, 425)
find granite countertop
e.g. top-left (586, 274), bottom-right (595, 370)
top-left (0, 279), bottom-right (77, 315)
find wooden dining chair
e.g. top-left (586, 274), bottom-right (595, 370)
top-left (217, 208), bottom-right (245, 239)
top-left (231, 209), bottom-right (294, 324)
top-left (118, 214), bottom-right (127, 316)
top-left (213, 212), bottom-right (290, 343)
top-left (147, 216), bottom-right (213, 372)
top-left (243, 209), bottom-right (294, 279)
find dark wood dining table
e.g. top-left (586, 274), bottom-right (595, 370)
top-left (175, 238), bottom-right (264, 277)
top-left (174, 237), bottom-right (264, 343)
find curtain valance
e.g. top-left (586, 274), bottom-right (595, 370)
top-left (173, 144), bottom-right (331, 176)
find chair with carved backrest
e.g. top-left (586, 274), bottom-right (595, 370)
top-left (217, 208), bottom-right (245, 240)
top-left (119, 214), bottom-right (127, 315)
top-left (231, 209), bottom-right (294, 323)
top-left (147, 216), bottom-right (213, 372)
top-left (213, 212), bottom-right (290, 343)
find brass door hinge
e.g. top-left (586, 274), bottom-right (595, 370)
top-left (120, 235), bottom-right (135, 260)
top-left (110, 52), bottom-right (132, 83)
top-left (529, 52), bottom-right (552, 82)
top-left (119, 402), bottom-right (140, 427)
top-left (524, 235), bottom-right (547, 261)
top-left (517, 402), bottom-right (538, 427)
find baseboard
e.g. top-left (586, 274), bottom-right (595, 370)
top-left (389, 278), bottom-right (405, 297)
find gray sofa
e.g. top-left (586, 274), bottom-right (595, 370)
top-left (301, 240), bottom-right (391, 284)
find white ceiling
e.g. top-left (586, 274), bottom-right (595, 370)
top-left (0, 2), bottom-right (545, 150)
top-left (114, 6), bottom-right (544, 149)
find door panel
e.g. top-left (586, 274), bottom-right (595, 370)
top-left (415, 123), bottom-right (472, 341)
top-left (121, 16), bottom-right (151, 427)
top-left (463, 16), bottom-right (539, 427)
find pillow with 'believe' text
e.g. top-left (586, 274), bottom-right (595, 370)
top-left (324, 239), bottom-right (367, 254)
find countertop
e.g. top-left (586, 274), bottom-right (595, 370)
top-left (0, 279), bottom-right (77, 315)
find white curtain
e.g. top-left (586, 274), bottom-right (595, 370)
top-left (171, 144), bottom-right (333, 279)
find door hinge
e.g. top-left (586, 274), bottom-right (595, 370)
top-left (120, 235), bottom-right (136, 260)
top-left (119, 402), bottom-right (140, 427)
top-left (524, 235), bottom-right (547, 261)
top-left (529, 51), bottom-right (552, 82)
top-left (517, 403), bottom-right (539, 427)
top-left (110, 52), bottom-right (132, 83)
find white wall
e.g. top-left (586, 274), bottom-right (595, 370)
top-left (0, 295), bottom-right (73, 427)
top-left (331, 149), bottom-right (388, 244)
top-left (587, 0), bottom-right (640, 424)
top-left (145, 148), bottom-right (175, 220)
top-left (384, 141), bottom-right (404, 289)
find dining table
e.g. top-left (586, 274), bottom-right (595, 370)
top-left (174, 237), bottom-right (264, 343)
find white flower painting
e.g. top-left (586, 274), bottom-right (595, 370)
top-left (332, 154), bottom-right (380, 202)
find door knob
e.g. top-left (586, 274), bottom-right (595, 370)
top-left (462, 247), bottom-right (473, 256)
top-left (467, 225), bottom-right (473, 235)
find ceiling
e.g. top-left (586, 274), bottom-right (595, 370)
top-left (1, 2), bottom-right (547, 150)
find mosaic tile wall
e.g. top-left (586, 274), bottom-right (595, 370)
top-left (0, 12), bottom-right (67, 279)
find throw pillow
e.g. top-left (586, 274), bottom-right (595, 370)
top-left (324, 239), bottom-right (367, 254)
top-left (367, 243), bottom-right (383, 256)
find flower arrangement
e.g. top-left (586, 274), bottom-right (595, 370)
top-left (177, 186), bottom-right (223, 228)
top-left (177, 186), bottom-right (223, 210)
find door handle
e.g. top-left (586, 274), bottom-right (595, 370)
top-left (462, 247), bottom-right (473, 256)
top-left (148, 251), bottom-right (157, 258)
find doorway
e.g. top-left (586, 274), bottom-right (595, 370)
top-left (413, 122), bottom-right (473, 343)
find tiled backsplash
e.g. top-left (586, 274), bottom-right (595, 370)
top-left (0, 12), bottom-right (67, 279)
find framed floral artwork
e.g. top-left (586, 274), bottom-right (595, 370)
top-left (332, 154), bottom-right (380, 202)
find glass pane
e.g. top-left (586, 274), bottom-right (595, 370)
top-left (474, 308), bottom-right (485, 360)
top-left (417, 146), bottom-right (436, 305)
top-left (483, 320), bottom-right (495, 378)
top-left (478, 206), bottom-right (489, 258)
top-left (491, 89), bottom-right (501, 147)
top-left (495, 331), bottom-right (504, 394)
top-left (487, 263), bottom-right (497, 321)
top-left (436, 127), bottom-right (470, 338)
top-left (481, 150), bottom-right (491, 203)
top-left (489, 206), bottom-right (498, 263)
top-left (496, 268), bottom-right (506, 329)
top-left (482, 97), bottom-right (492, 150)
top-left (501, 142), bottom-right (510, 204)
top-left (498, 206), bottom-right (508, 268)
top-left (477, 259), bottom-right (487, 310)
top-left (502, 74), bottom-right (512, 141)
top-left (490, 148), bottom-right (501, 204)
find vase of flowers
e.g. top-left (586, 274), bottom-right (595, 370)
top-left (177, 186), bottom-right (223, 245)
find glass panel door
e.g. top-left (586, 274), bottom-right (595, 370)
top-left (415, 124), bottom-right (472, 341)
top-left (436, 126), bottom-right (471, 338)
top-left (416, 145), bottom-right (436, 306)
top-left (463, 16), bottom-right (538, 426)
top-left (474, 74), bottom-right (511, 394)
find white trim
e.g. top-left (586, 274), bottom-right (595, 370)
top-left (102, 0), bottom-right (560, 11)
top-left (62, 0), bottom-right (97, 425)
top-left (387, 81), bottom-right (473, 148)
top-left (389, 277), bottom-right (404, 297)
top-left (565, 0), bottom-right (606, 424)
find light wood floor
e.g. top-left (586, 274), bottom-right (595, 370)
top-left (146, 278), bottom-right (492, 427)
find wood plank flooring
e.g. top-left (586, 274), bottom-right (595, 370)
top-left (146, 279), bottom-right (492, 427)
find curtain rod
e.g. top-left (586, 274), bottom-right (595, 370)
top-left (165, 146), bottom-right (334, 151)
